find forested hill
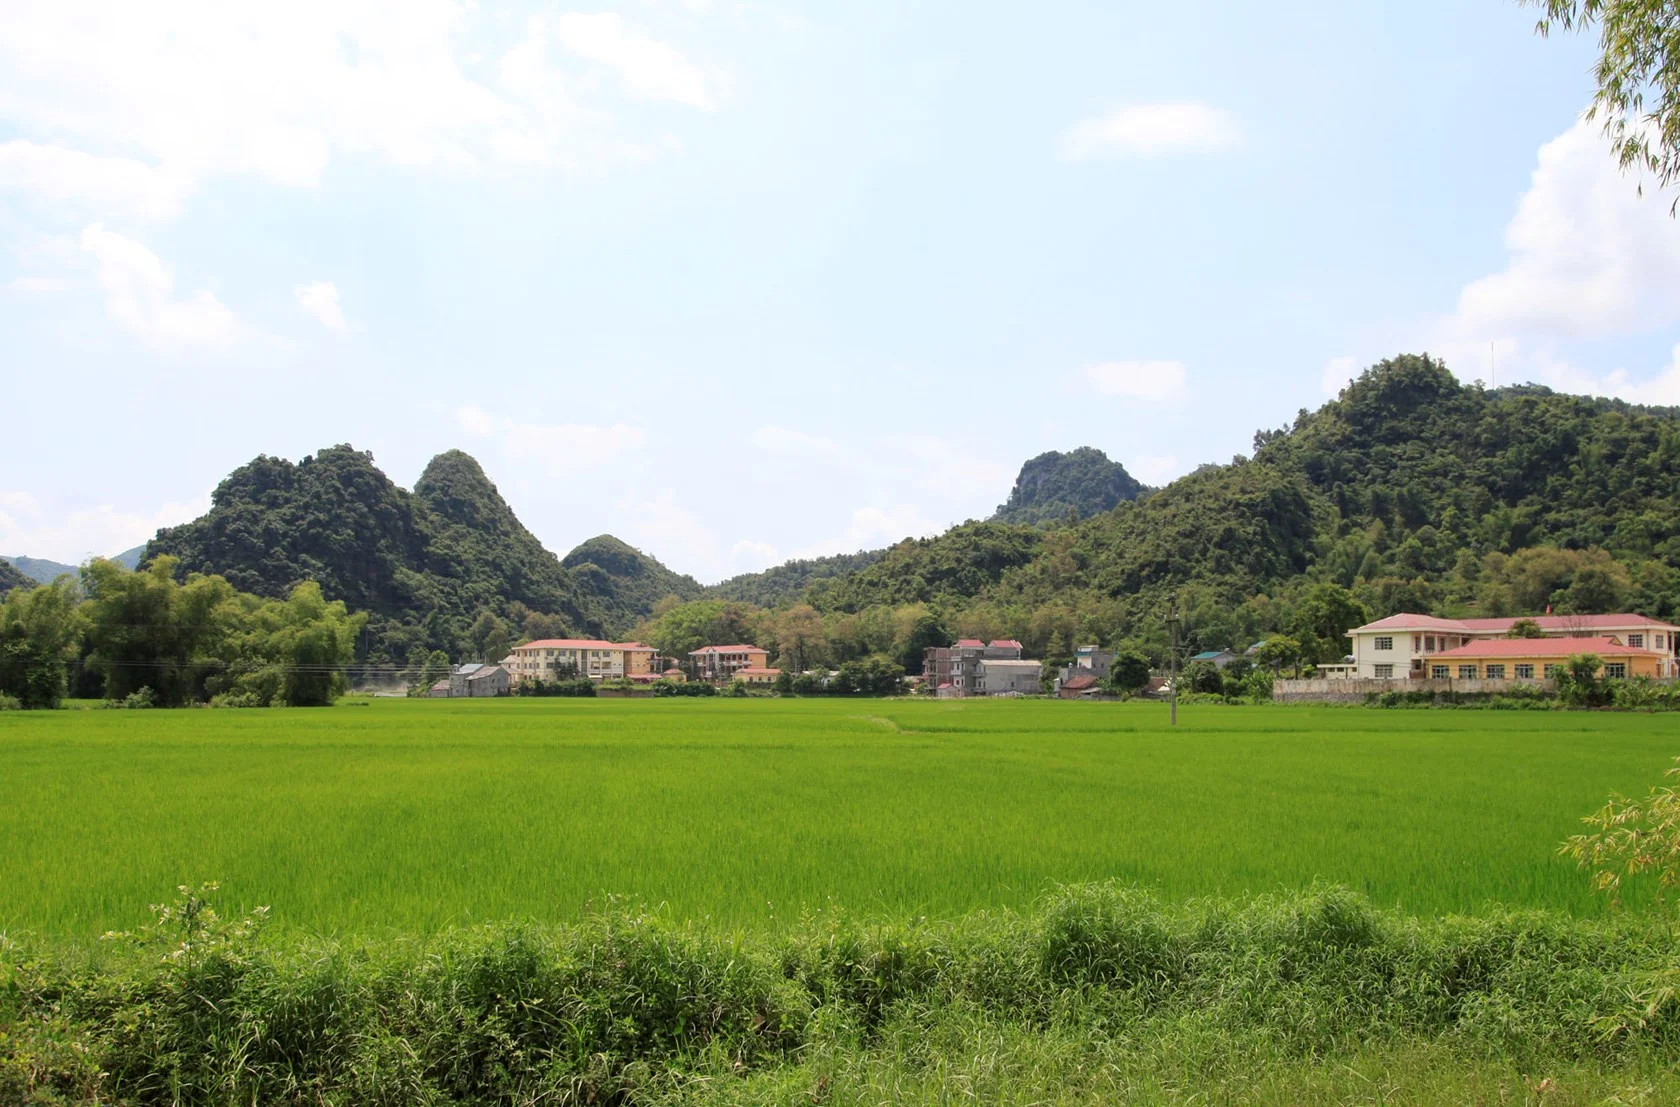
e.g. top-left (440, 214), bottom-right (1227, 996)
top-left (706, 549), bottom-right (887, 607)
top-left (563, 534), bottom-right (704, 633)
top-left (0, 559), bottom-right (30, 594)
top-left (145, 446), bottom-right (696, 664)
top-left (991, 447), bottom-right (1146, 525)
top-left (795, 355), bottom-right (1680, 663)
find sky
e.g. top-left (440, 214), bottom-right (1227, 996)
top-left (2, 1), bottom-right (1678, 583)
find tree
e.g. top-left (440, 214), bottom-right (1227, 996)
top-left (1556, 653), bottom-right (1612, 707)
top-left (468, 611), bottom-right (511, 663)
top-left (1286, 582), bottom-right (1367, 663)
top-left (82, 556), bottom-right (238, 706)
top-left (894, 609), bottom-right (950, 675)
top-left (771, 604), bottom-right (827, 674)
top-left (773, 668), bottom-right (794, 694)
top-left (1508, 618), bottom-right (1546, 639)
top-left (1184, 660), bottom-right (1223, 695)
top-left (412, 649), bottom-right (452, 695)
top-left (1107, 650), bottom-right (1152, 695)
top-left (0, 578), bottom-right (83, 708)
top-left (1526, 1), bottom-right (1680, 206)
top-left (1254, 635), bottom-right (1304, 677)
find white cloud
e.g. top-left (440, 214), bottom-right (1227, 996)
top-left (5, 276), bottom-right (70, 293)
top-left (1130, 455), bottom-right (1181, 485)
top-left (1058, 102), bottom-right (1239, 161)
top-left (294, 280), bottom-right (346, 332)
top-left (455, 404), bottom-right (647, 471)
top-left (552, 12), bottom-right (725, 110)
top-left (1454, 119), bottom-right (1680, 340)
top-left (0, 141), bottom-right (191, 222)
top-left (0, 1), bottom-right (723, 219)
top-left (0, 491), bottom-right (208, 565)
top-left (1321, 355), bottom-right (1357, 396)
top-left (729, 538), bottom-right (780, 571)
top-left (749, 425), bottom-right (839, 455)
top-left (1086, 360), bottom-right (1188, 401)
top-left (79, 224), bottom-right (241, 348)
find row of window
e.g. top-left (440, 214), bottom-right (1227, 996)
top-left (1373, 633), bottom-right (1669, 654)
top-left (1388, 662), bottom-right (1632, 680)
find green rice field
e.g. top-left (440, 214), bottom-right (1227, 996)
top-left (2, 697), bottom-right (1676, 937)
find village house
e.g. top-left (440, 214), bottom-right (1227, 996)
top-left (504, 639), bottom-right (658, 686)
top-left (689, 644), bottom-right (770, 682)
top-left (926, 639), bottom-right (1039, 697)
top-left (1345, 613), bottom-right (1680, 680)
top-left (734, 666), bottom-right (782, 686)
top-left (1425, 637), bottom-right (1664, 681)
top-left (430, 662), bottom-right (510, 698)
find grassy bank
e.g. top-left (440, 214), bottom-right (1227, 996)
top-left (5, 883), bottom-right (1679, 1105)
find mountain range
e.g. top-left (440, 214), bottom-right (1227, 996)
top-left (1, 546), bottom-right (144, 585)
top-left (11, 354), bottom-right (1680, 665)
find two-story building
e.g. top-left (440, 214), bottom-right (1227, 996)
top-left (689, 644), bottom-right (770, 682)
top-left (505, 639), bottom-right (658, 685)
top-left (1345, 613), bottom-right (1680, 680)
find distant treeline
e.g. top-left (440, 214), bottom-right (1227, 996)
top-left (0, 557), bottom-right (362, 709)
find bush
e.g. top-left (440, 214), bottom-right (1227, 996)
top-left (208, 692), bottom-right (267, 709)
top-left (107, 686), bottom-right (157, 710)
top-left (6, 882), bottom-right (1680, 1103)
top-left (513, 677), bottom-right (597, 697)
top-left (0, 692), bottom-right (19, 711)
top-left (652, 679), bottom-right (716, 697)
top-left (1105, 651), bottom-right (1152, 695)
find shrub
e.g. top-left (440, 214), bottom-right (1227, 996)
top-left (0, 692), bottom-right (19, 711)
top-left (110, 686), bottom-right (157, 710)
top-left (209, 692), bottom-right (267, 709)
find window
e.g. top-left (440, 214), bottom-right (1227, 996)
top-left (1431, 664), bottom-right (1449, 679)
top-left (1606, 662), bottom-right (1627, 679)
top-left (1484, 664), bottom-right (1506, 679)
top-left (1373, 664), bottom-right (1394, 678)
top-left (1544, 664), bottom-right (1562, 678)
top-left (1514, 664), bottom-right (1534, 680)
top-left (1425, 636), bottom-right (1436, 652)
top-left (1374, 636), bottom-right (1394, 651)
top-left (1459, 664), bottom-right (1478, 679)
top-left (1413, 635), bottom-right (1422, 652)
top-left (1629, 633), bottom-right (1645, 649)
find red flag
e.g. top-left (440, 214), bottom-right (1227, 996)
top-left (1545, 605), bottom-right (1552, 615)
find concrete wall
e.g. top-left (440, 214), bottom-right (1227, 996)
top-left (1273, 677), bottom-right (1550, 703)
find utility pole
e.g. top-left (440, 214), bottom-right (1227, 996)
top-left (1167, 592), bottom-right (1180, 727)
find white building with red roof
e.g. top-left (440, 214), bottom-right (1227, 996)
top-left (1345, 612), bottom-right (1679, 680)
top-left (688, 644), bottom-right (770, 682)
top-left (505, 638), bottom-right (657, 684)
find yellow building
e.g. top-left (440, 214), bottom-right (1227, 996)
top-left (505, 639), bottom-right (658, 684)
top-left (1427, 637), bottom-right (1664, 681)
top-left (735, 666), bottom-right (782, 686)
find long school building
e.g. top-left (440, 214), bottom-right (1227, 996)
top-left (1345, 613), bottom-right (1680, 680)
top-left (504, 639), bottom-right (658, 685)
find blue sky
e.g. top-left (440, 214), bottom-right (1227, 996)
top-left (2, 1), bottom-right (1676, 582)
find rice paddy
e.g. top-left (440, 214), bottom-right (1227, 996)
top-left (2, 697), bottom-right (1676, 938)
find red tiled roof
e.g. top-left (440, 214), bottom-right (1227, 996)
top-left (1352, 613), bottom-right (1472, 633)
top-left (988, 639), bottom-right (1023, 648)
top-left (955, 639), bottom-right (985, 648)
top-left (1432, 636), bottom-right (1652, 658)
top-left (690, 644), bottom-right (766, 655)
top-left (515, 639), bottom-right (654, 651)
top-left (736, 667), bottom-right (781, 676)
top-left (1458, 614), bottom-right (1680, 632)
top-left (1060, 674), bottom-right (1100, 691)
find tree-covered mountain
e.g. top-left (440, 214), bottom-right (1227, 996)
top-left (0, 555), bottom-right (78, 584)
top-left (0, 559), bottom-right (31, 595)
top-left (2, 545), bottom-right (147, 584)
top-left (706, 549), bottom-right (887, 607)
top-left (562, 534), bottom-right (704, 636)
top-left (147, 446), bottom-right (604, 663)
top-left (991, 447), bottom-right (1147, 526)
top-left (782, 355), bottom-right (1680, 666)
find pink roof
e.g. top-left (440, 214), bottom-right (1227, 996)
top-left (690, 644), bottom-right (766, 655)
top-left (1432, 636), bottom-right (1652, 658)
top-left (955, 639), bottom-right (986, 648)
top-left (989, 639), bottom-right (1024, 648)
top-left (516, 639), bottom-right (654, 652)
top-left (1353, 613), bottom-right (1473, 633)
top-left (1458, 614), bottom-right (1680, 633)
top-left (736, 667), bottom-right (781, 675)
